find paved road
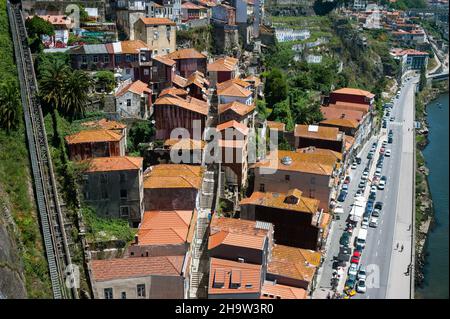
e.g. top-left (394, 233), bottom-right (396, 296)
top-left (354, 76), bottom-right (416, 299)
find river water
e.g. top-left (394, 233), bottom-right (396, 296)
top-left (416, 92), bottom-right (449, 299)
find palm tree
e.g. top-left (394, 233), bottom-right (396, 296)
top-left (62, 70), bottom-right (93, 120)
top-left (39, 57), bottom-right (70, 112)
top-left (0, 81), bottom-right (21, 133)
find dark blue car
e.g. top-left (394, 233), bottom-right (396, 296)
top-left (338, 190), bottom-right (348, 202)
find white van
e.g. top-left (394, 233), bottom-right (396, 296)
top-left (356, 229), bottom-right (368, 248)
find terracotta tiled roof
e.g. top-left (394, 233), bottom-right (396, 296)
top-left (143, 164), bottom-right (204, 189)
top-left (332, 102), bottom-right (370, 114)
top-left (208, 230), bottom-right (266, 250)
top-left (120, 40), bottom-right (151, 54)
top-left (137, 210), bottom-right (193, 245)
top-left (216, 120), bottom-right (249, 136)
top-left (344, 135), bottom-right (355, 152)
top-left (294, 124), bottom-right (342, 141)
top-left (267, 244), bottom-right (321, 283)
top-left (139, 17), bottom-right (176, 26)
top-left (65, 129), bottom-right (122, 144)
top-left (208, 258), bottom-right (262, 295)
top-left (266, 121), bottom-right (286, 131)
top-left (181, 1), bottom-right (206, 9)
top-left (186, 71), bottom-right (209, 89)
top-left (164, 138), bottom-right (205, 150)
top-left (83, 156), bottom-right (143, 172)
top-left (261, 282), bottom-right (307, 299)
top-left (390, 48), bottom-right (428, 56)
top-left (320, 106), bottom-right (364, 122)
top-left (239, 189), bottom-right (319, 214)
top-left (115, 80), bottom-right (151, 97)
top-left (217, 78), bottom-right (252, 91)
top-left (153, 55), bottom-right (176, 66)
top-left (217, 82), bottom-right (252, 98)
top-left (210, 215), bottom-right (270, 238)
top-left (167, 48), bottom-right (206, 60)
top-left (81, 118), bottom-right (127, 130)
top-left (154, 94), bottom-right (208, 115)
top-left (218, 101), bottom-right (255, 116)
top-left (38, 15), bottom-right (72, 26)
top-left (296, 146), bottom-right (343, 162)
top-left (332, 87), bottom-right (375, 99)
top-left (243, 75), bottom-right (261, 87)
top-left (90, 256), bottom-right (184, 281)
top-left (252, 150), bottom-right (336, 176)
top-left (207, 56), bottom-right (239, 72)
top-left (320, 118), bottom-right (359, 129)
top-left (172, 74), bottom-right (188, 87)
top-left (159, 87), bottom-right (188, 97)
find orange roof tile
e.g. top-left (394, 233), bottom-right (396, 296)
top-left (217, 78), bottom-right (252, 91)
top-left (345, 135), bottom-right (355, 152)
top-left (296, 146), bottom-right (343, 162)
top-left (243, 75), bottom-right (261, 87)
top-left (152, 54), bottom-right (176, 66)
top-left (208, 230), bottom-right (265, 250)
top-left (218, 139), bottom-right (246, 149)
top-left (208, 258), bottom-right (262, 295)
top-left (172, 74), bottom-right (188, 87)
top-left (218, 101), bottom-right (255, 117)
top-left (217, 82), bottom-right (252, 98)
top-left (182, 2), bottom-right (207, 10)
top-left (294, 124), bottom-right (342, 141)
top-left (320, 118), bottom-right (359, 129)
top-left (120, 40), bottom-right (151, 54)
top-left (320, 106), bottom-right (364, 122)
top-left (252, 150), bottom-right (337, 176)
top-left (207, 56), bottom-right (239, 72)
top-left (261, 282), bottom-right (307, 299)
top-left (266, 121), bottom-right (286, 131)
top-left (159, 87), bottom-right (188, 97)
top-left (267, 244), bottom-right (321, 283)
top-left (81, 118), bottom-right (127, 130)
top-left (139, 17), bottom-right (176, 26)
top-left (240, 189), bottom-right (319, 214)
top-left (137, 210), bottom-right (193, 245)
top-left (65, 129), bottom-right (122, 144)
top-left (332, 87), bottom-right (375, 99)
top-left (210, 215), bottom-right (270, 238)
top-left (167, 48), bottom-right (206, 60)
top-left (115, 80), bottom-right (151, 97)
top-left (143, 164), bottom-right (204, 189)
top-left (154, 95), bottom-right (208, 115)
top-left (164, 138), bottom-right (205, 150)
top-left (185, 71), bottom-right (209, 89)
top-left (216, 120), bottom-right (249, 136)
top-left (332, 102), bottom-right (370, 114)
top-left (83, 156), bottom-right (142, 172)
top-left (90, 256), bottom-right (184, 281)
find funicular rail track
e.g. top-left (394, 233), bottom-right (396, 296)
top-left (7, 1), bottom-right (77, 299)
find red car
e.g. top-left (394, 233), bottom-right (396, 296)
top-left (344, 176), bottom-right (351, 184)
top-left (351, 255), bottom-right (360, 264)
top-left (380, 147), bottom-right (385, 154)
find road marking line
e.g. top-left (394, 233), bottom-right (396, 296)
top-left (375, 251), bottom-right (378, 257)
top-left (378, 239), bottom-right (381, 245)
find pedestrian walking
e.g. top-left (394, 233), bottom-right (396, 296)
top-left (396, 243), bottom-right (399, 250)
top-left (401, 244), bottom-right (404, 252)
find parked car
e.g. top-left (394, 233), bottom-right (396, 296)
top-left (382, 121), bottom-right (387, 128)
top-left (378, 179), bottom-right (386, 190)
top-left (345, 274), bottom-right (357, 289)
top-left (344, 176), bottom-right (351, 184)
top-left (348, 263), bottom-right (358, 276)
top-left (371, 185), bottom-right (378, 193)
top-left (380, 147), bottom-right (385, 154)
top-left (388, 136), bottom-right (393, 143)
top-left (372, 208), bottom-right (381, 217)
top-left (382, 140), bottom-right (387, 147)
top-left (356, 279), bottom-right (367, 293)
top-left (375, 201), bottom-right (383, 210)
top-left (369, 191), bottom-right (376, 200)
top-left (376, 161), bottom-right (383, 169)
top-left (361, 217), bottom-right (369, 229)
top-left (367, 152), bottom-right (373, 159)
top-left (385, 149), bottom-right (391, 157)
top-left (351, 255), bottom-right (361, 264)
top-left (338, 190), bottom-right (348, 202)
top-left (370, 217), bottom-right (379, 228)
top-left (358, 266), bottom-right (367, 280)
top-left (390, 116), bottom-right (395, 122)
top-left (342, 183), bottom-right (349, 191)
top-left (356, 156), bottom-right (362, 164)
top-left (359, 180), bottom-right (366, 188)
top-left (351, 162), bottom-right (357, 169)
top-left (340, 232), bottom-right (351, 246)
top-left (362, 171), bottom-right (369, 180)
top-left (355, 189), bottom-right (363, 197)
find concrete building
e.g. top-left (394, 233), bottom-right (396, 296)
top-left (240, 189), bottom-right (329, 250)
top-left (116, 0), bottom-right (147, 40)
top-left (143, 164), bottom-right (204, 211)
top-left (36, 15), bottom-right (74, 48)
top-left (89, 255), bottom-right (187, 299)
top-left (390, 48), bottom-right (429, 73)
top-left (329, 87), bottom-right (375, 106)
top-left (133, 17), bottom-right (177, 56)
top-left (65, 129), bottom-right (126, 160)
top-left (115, 80), bottom-right (152, 119)
top-left (181, 1), bottom-right (208, 22)
top-left (81, 156), bottom-right (144, 227)
top-left (218, 101), bottom-right (255, 126)
top-left (251, 149), bottom-right (342, 212)
top-left (217, 81), bottom-right (253, 105)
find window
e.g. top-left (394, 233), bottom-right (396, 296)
top-left (120, 173), bottom-right (126, 183)
top-left (120, 189), bottom-right (128, 199)
top-left (127, 99), bottom-right (132, 107)
top-left (120, 206), bottom-right (130, 217)
top-left (259, 184), bottom-right (265, 192)
top-left (137, 284), bottom-right (146, 298)
top-left (126, 68), bottom-right (131, 75)
top-left (82, 55), bottom-right (87, 63)
top-left (285, 175), bottom-right (290, 181)
top-left (93, 55), bottom-right (98, 63)
top-left (121, 292), bottom-right (126, 299)
top-left (104, 288), bottom-right (113, 299)
top-left (104, 55), bottom-right (109, 63)
top-left (125, 54), bottom-right (131, 62)
top-left (100, 174), bottom-right (107, 184)
top-left (143, 68), bottom-right (150, 75)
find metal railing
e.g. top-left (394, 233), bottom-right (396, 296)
top-left (7, 2), bottom-right (77, 299)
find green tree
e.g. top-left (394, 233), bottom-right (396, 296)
top-left (94, 71), bottom-right (115, 92)
top-left (39, 56), bottom-right (70, 114)
top-left (25, 16), bottom-right (55, 38)
top-left (128, 120), bottom-right (155, 153)
top-left (263, 68), bottom-right (288, 107)
top-left (419, 66), bottom-right (427, 92)
top-left (0, 80), bottom-right (21, 132)
top-left (256, 99), bottom-right (269, 120)
top-left (62, 70), bottom-right (93, 120)
top-left (268, 99), bottom-right (294, 131)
